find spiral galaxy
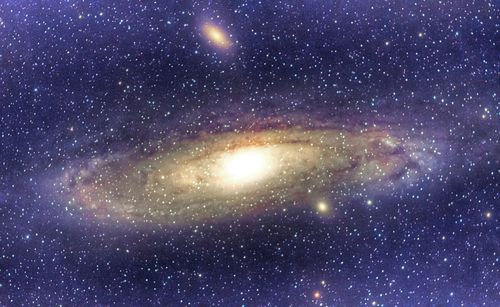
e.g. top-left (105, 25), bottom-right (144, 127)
top-left (2, 0), bottom-right (498, 304)
top-left (55, 120), bottom-right (438, 225)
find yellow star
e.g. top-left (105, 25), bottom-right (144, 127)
top-left (317, 201), bottom-right (329, 213)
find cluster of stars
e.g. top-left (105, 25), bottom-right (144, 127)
top-left (0, 0), bottom-right (497, 305)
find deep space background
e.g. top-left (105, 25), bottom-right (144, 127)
top-left (0, 0), bottom-right (499, 305)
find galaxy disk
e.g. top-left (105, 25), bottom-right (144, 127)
top-left (55, 123), bottom-right (438, 225)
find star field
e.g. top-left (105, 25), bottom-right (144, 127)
top-left (0, 0), bottom-right (499, 305)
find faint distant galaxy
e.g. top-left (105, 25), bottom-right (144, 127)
top-left (53, 113), bottom-right (443, 225)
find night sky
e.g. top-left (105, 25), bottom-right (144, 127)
top-left (1, 0), bottom-right (499, 306)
